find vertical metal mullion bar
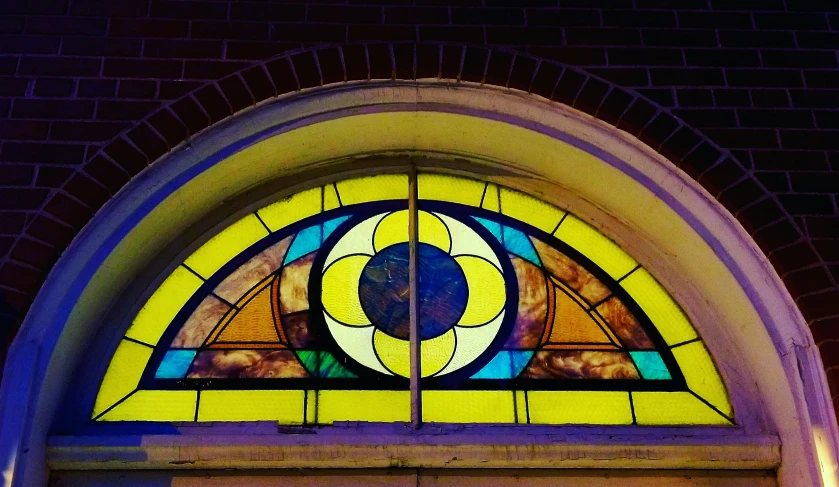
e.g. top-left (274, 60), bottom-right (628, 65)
top-left (408, 166), bottom-right (422, 428)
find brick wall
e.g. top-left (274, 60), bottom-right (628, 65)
top-left (0, 0), bottom-right (838, 414)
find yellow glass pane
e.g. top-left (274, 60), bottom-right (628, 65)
top-left (317, 390), bottom-right (409, 423)
top-left (633, 392), bottom-right (731, 425)
top-left (336, 174), bottom-right (408, 205)
top-left (418, 173), bottom-right (485, 207)
top-left (621, 268), bottom-right (698, 346)
top-left (423, 391), bottom-right (515, 423)
top-left (419, 211), bottom-right (451, 252)
top-left (455, 255), bottom-right (505, 326)
top-left (93, 339), bottom-right (152, 418)
top-left (373, 329), bottom-right (409, 377)
top-left (528, 391), bottom-right (632, 425)
top-left (515, 390), bottom-right (528, 423)
top-left (500, 187), bottom-right (565, 234)
top-left (373, 210), bottom-right (409, 252)
top-left (322, 254), bottom-right (372, 325)
top-left (99, 390), bottom-right (196, 422)
top-left (554, 214), bottom-right (636, 279)
top-left (481, 183), bottom-right (500, 212)
top-left (672, 341), bottom-right (732, 418)
top-left (125, 266), bottom-right (203, 345)
top-left (323, 184), bottom-right (341, 211)
top-left (198, 390), bottom-right (304, 423)
top-left (184, 214), bottom-right (269, 279)
top-left (305, 390), bottom-right (316, 424)
top-left (420, 329), bottom-right (455, 377)
top-left (257, 186), bottom-right (321, 232)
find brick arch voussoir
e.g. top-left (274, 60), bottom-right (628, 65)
top-left (3, 42), bottom-right (815, 327)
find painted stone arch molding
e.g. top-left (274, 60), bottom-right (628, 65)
top-left (0, 45), bottom-right (836, 487)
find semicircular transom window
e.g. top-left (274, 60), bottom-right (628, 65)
top-left (93, 173), bottom-right (732, 426)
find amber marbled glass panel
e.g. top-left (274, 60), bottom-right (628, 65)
top-left (213, 284), bottom-right (281, 344)
top-left (171, 296), bottom-right (231, 348)
top-left (532, 237), bottom-right (611, 305)
top-left (214, 237), bottom-right (292, 304)
top-left (595, 296), bottom-right (655, 349)
top-left (187, 349), bottom-right (310, 378)
top-left (521, 351), bottom-right (640, 380)
top-left (502, 255), bottom-right (549, 349)
top-left (548, 283), bottom-right (616, 346)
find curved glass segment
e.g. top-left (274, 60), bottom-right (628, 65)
top-left (92, 173), bottom-right (732, 426)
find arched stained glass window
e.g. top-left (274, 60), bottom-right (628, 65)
top-left (93, 173), bottom-right (732, 426)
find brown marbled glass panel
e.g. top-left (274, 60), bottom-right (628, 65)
top-left (532, 238), bottom-right (611, 305)
top-left (281, 310), bottom-right (315, 349)
top-left (596, 297), bottom-right (655, 349)
top-left (214, 236), bottom-right (292, 304)
top-left (520, 350), bottom-right (640, 379)
top-left (187, 349), bottom-right (310, 378)
top-left (502, 255), bottom-right (549, 349)
top-left (279, 252), bottom-right (315, 315)
top-left (171, 295), bottom-right (231, 348)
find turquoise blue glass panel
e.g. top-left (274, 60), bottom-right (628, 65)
top-left (630, 351), bottom-right (672, 380)
top-left (284, 216), bottom-right (352, 264)
top-left (155, 350), bottom-right (197, 379)
top-left (474, 217), bottom-right (541, 266)
top-left (471, 351), bottom-right (534, 379)
top-left (503, 227), bottom-right (541, 266)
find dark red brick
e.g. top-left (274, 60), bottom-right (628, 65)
top-left (0, 120), bottom-right (49, 140)
top-left (64, 172), bottom-right (110, 210)
top-left (226, 41), bottom-right (298, 61)
top-left (440, 45), bottom-right (462, 81)
top-left (102, 137), bottom-right (148, 175)
top-left (70, 0), bottom-right (147, 17)
top-left (0, 165), bottom-right (35, 185)
top-left (459, 46), bottom-right (487, 83)
top-left (18, 56), bottom-right (100, 76)
top-left (0, 188), bottom-right (49, 210)
top-left (26, 16), bottom-right (106, 36)
top-left (0, 36), bottom-right (60, 54)
top-left (83, 155), bottom-right (129, 193)
top-left (309, 5), bottom-right (381, 24)
top-left (150, 0), bottom-right (228, 20)
top-left (218, 75), bottom-right (254, 112)
top-left (108, 19), bottom-right (187, 38)
top-left (193, 84), bottom-right (231, 123)
top-left (368, 44), bottom-right (393, 80)
top-left (184, 61), bottom-right (249, 80)
top-left (240, 66), bottom-right (276, 101)
top-left (49, 121), bottom-right (130, 142)
top-left (343, 44), bottom-right (369, 81)
top-left (169, 96), bottom-right (211, 134)
top-left (387, 7), bottom-right (449, 24)
top-left (0, 262), bottom-right (45, 296)
top-left (96, 100), bottom-right (160, 121)
top-left (125, 123), bottom-right (168, 162)
top-left (192, 21), bottom-right (269, 41)
top-left (103, 59), bottom-right (182, 78)
top-left (33, 166), bottom-right (72, 187)
top-left (484, 50), bottom-right (514, 88)
top-left (290, 52), bottom-right (322, 88)
top-left (1, 142), bottom-right (86, 164)
top-left (229, 3), bottom-right (306, 22)
top-left (265, 57), bottom-right (299, 94)
top-left (392, 44), bottom-right (414, 80)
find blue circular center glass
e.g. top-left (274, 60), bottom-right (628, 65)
top-left (359, 242), bottom-right (468, 340)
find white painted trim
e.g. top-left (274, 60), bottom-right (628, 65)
top-left (1, 81), bottom-right (836, 486)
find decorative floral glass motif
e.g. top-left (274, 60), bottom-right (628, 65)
top-left (92, 173), bottom-right (733, 426)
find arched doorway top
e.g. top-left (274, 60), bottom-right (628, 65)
top-left (0, 47), bottom-right (836, 487)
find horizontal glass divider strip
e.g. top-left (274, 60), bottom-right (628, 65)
top-left (47, 431), bottom-right (780, 471)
